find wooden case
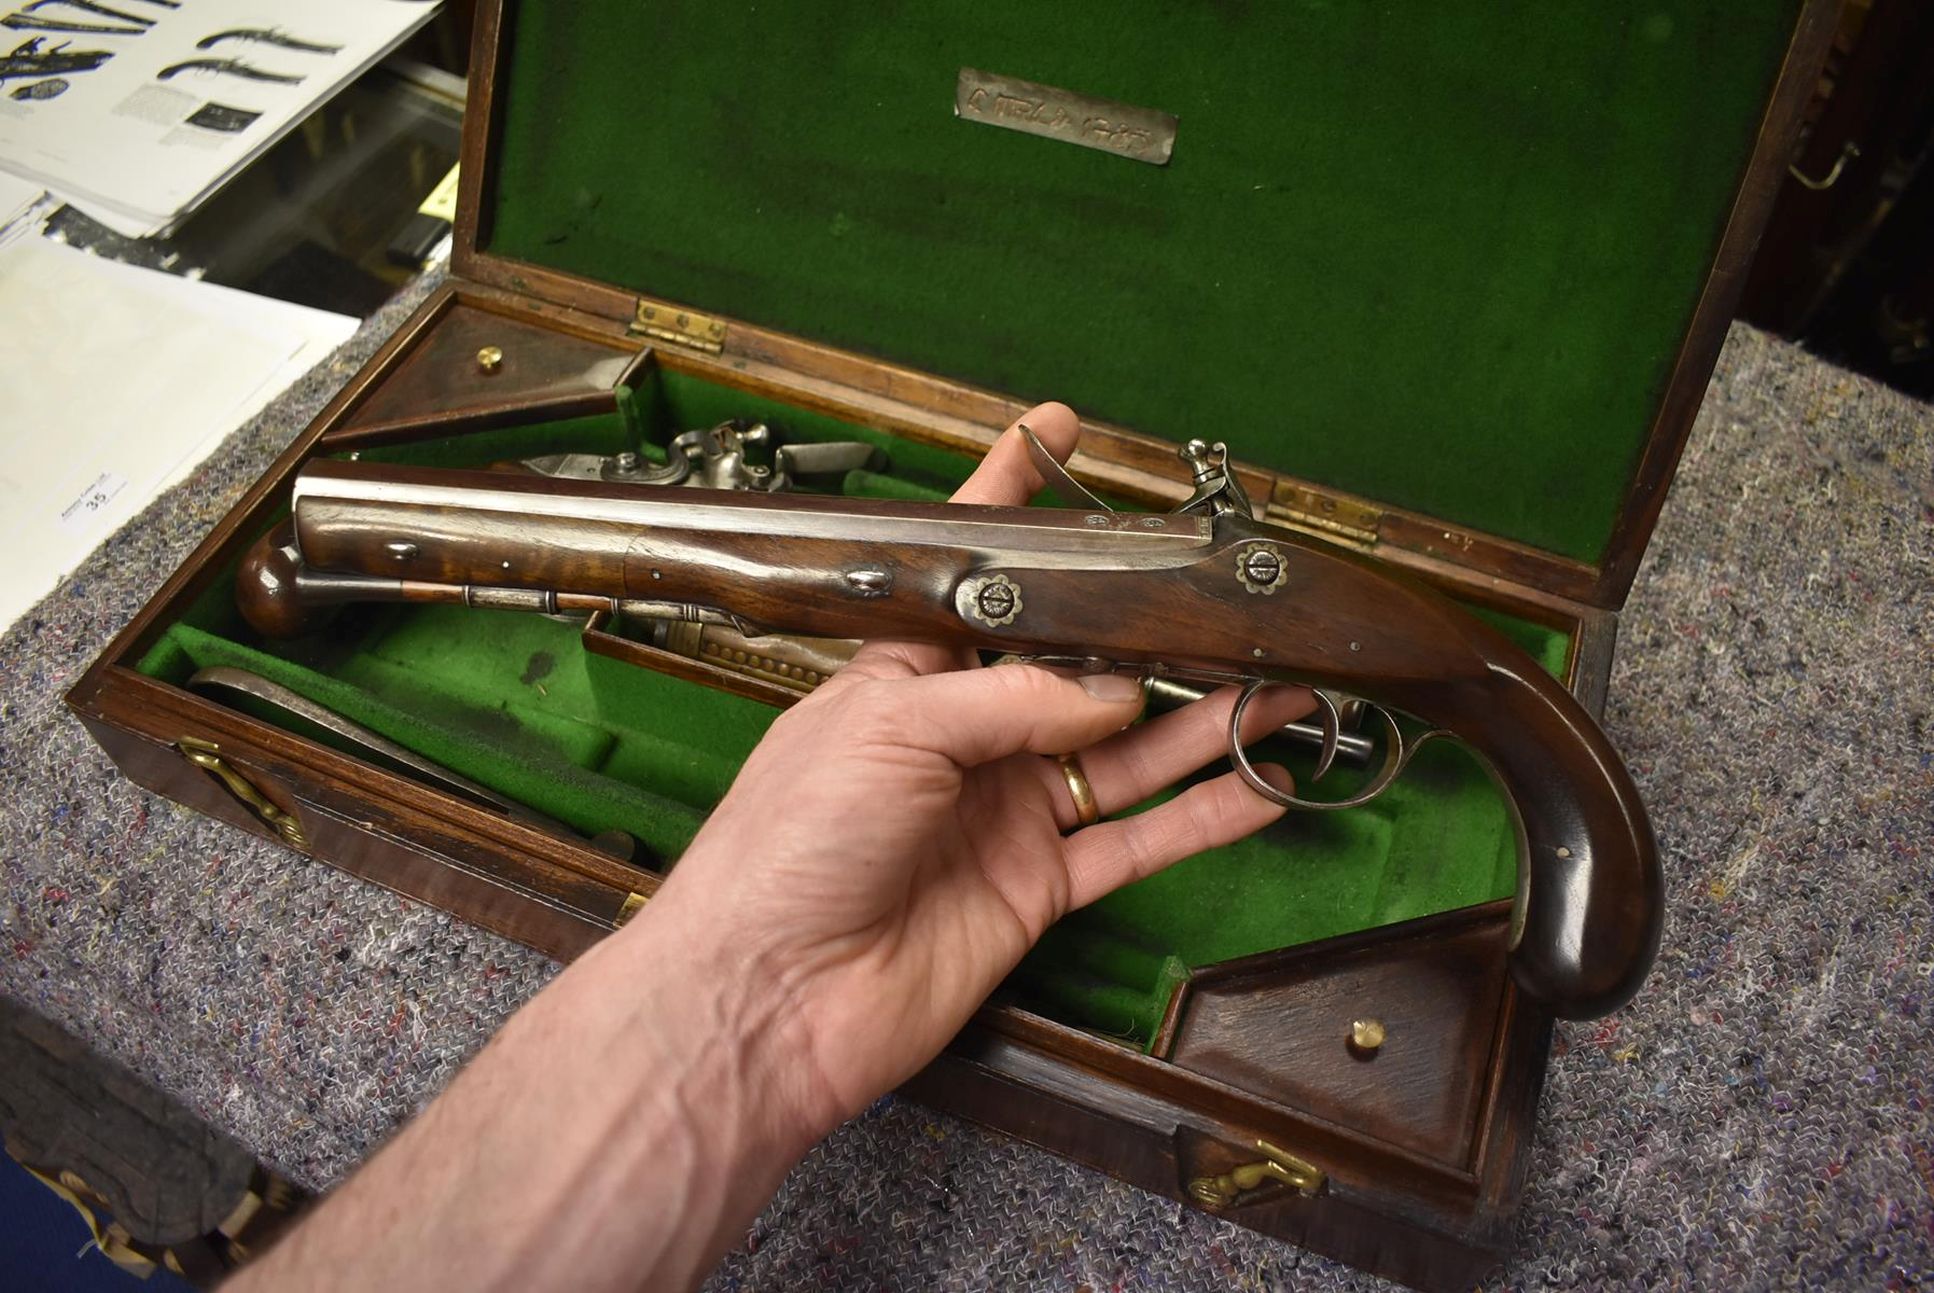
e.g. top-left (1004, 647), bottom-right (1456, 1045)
top-left (66, 5), bottom-right (1836, 1288)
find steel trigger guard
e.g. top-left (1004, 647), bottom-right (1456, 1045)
top-left (1227, 683), bottom-right (1450, 811)
top-left (1008, 654), bottom-right (1448, 811)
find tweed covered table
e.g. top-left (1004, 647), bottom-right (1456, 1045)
top-left (2, 272), bottom-right (1929, 1290)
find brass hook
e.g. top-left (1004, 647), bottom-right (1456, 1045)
top-left (1789, 139), bottom-right (1859, 192)
top-left (1187, 1139), bottom-right (1326, 1209)
top-left (176, 737), bottom-right (306, 848)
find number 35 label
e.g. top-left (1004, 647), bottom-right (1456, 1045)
top-left (58, 471), bottom-right (130, 533)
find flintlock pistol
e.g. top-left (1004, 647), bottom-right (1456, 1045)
top-left (236, 432), bottom-right (1662, 1019)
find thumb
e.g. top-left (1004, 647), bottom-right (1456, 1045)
top-left (883, 665), bottom-right (1144, 767)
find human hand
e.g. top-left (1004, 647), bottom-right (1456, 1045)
top-left (642, 402), bottom-right (1314, 1137)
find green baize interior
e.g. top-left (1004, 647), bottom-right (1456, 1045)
top-left (136, 369), bottom-right (1567, 1047)
top-left (483, 0), bottom-right (1801, 566)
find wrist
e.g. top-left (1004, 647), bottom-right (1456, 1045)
top-left (236, 885), bottom-right (837, 1293)
top-left (406, 891), bottom-right (834, 1292)
top-left (605, 885), bottom-right (841, 1159)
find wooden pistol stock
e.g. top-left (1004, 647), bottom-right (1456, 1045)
top-left (239, 456), bottom-right (1662, 1019)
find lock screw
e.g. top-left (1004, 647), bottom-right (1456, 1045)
top-left (1235, 541), bottom-right (1288, 595)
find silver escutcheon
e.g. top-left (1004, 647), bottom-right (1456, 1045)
top-left (1234, 541), bottom-right (1288, 595)
top-left (844, 568), bottom-right (893, 597)
top-left (956, 573), bottom-right (1023, 628)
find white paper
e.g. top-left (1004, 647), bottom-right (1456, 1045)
top-left (0, 168), bottom-right (41, 231)
top-left (0, 237), bottom-right (357, 631)
top-left (0, 2), bottom-right (437, 238)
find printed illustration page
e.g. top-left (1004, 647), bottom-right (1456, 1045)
top-left (0, 0), bottom-right (437, 236)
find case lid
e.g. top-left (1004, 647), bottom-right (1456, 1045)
top-left (463, 1), bottom-right (1822, 607)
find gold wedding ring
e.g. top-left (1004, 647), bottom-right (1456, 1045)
top-left (1057, 753), bottom-right (1100, 827)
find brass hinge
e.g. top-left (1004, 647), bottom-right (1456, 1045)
top-left (628, 298), bottom-right (727, 354)
top-left (1265, 482), bottom-right (1382, 549)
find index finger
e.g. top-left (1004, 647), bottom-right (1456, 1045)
top-left (950, 400), bottom-right (1080, 505)
top-left (843, 402), bottom-right (1081, 682)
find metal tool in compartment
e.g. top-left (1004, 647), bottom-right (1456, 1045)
top-left (186, 667), bottom-right (645, 866)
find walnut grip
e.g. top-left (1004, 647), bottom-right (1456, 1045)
top-left (1002, 542), bottom-right (1663, 1020)
top-left (1390, 633), bottom-right (1662, 1020)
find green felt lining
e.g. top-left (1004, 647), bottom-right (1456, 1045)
top-left (483, 1), bottom-right (1801, 564)
top-left (140, 371), bottom-right (1570, 1046)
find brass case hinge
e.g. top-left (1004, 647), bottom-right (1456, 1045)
top-left (629, 299), bottom-right (727, 354)
top-left (1265, 482), bottom-right (1382, 549)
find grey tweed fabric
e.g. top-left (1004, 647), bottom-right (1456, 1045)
top-left (2, 278), bottom-right (1929, 1289)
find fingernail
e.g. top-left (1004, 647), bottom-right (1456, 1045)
top-left (1079, 673), bottom-right (1143, 704)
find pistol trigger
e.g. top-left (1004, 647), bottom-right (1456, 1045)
top-left (1308, 691), bottom-right (1345, 783)
top-left (1019, 424), bottom-right (1113, 512)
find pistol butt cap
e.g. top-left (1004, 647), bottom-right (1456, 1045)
top-left (1507, 805), bottom-right (1664, 1020)
top-left (237, 521), bottom-right (337, 639)
top-left (1510, 912), bottom-right (1664, 1020)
